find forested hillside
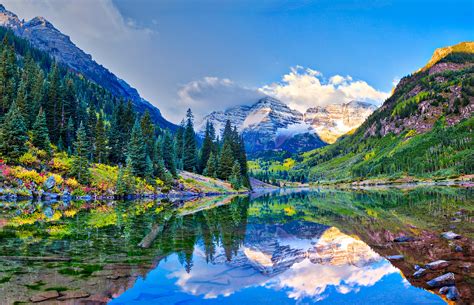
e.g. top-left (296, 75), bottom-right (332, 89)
top-left (0, 27), bottom-right (249, 197)
top-left (292, 42), bottom-right (474, 183)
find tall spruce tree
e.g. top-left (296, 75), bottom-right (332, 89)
top-left (230, 160), bottom-right (242, 189)
top-left (218, 140), bottom-right (234, 180)
top-left (70, 122), bottom-right (90, 184)
top-left (0, 101), bottom-right (28, 160)
top-left (163, 131), bottom-right (177, 177)
top-left (183, 109), bottom-right (197, 172)
top-left (140, 110), bottom-right (155, 157)
top-left (31, 108), bottom-right (51, 152)
top-left (204, 152), bottom-right (218, 178)
top-left (94, 113), bottom-right (107, 163)
top-left (199, 121), bottom-right (214, 174)
top-left (174, 121), bottom-right (185, 169)
top-left (127, 119), bottom-right (147, 176)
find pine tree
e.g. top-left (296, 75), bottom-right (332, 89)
top-left (163, 131), bottom-right (177, 177)
top-left (230, 160), bottom-right (242, 190)
top-left (116, 166), bottom-right (127, 196)
top-left (31, 108), bottom-right (51, 152)
top-left (0, 101), bottom-right (28, 160)
top-left (183, 109), bottom-right (197, 171)
top-left (144, 154), bottom-right (154, 183)
top-left (199, 121), bottom-right (215, 174)
top-left (70, 122), bottom-right (90, 184)
top-left (174, 121), bottom-right (185, 169)
top-left (46, 63), bottom-right (60, 141)
top-left (94, 113), bottom-right (107, 163)
top-left (140, 110), bottom-right (155, 157)
top-left (116, 161), bottom-right (136, 196)
top-left (218, 140), bottom-right (234, 180)
top-left (127, 119), bottom-right (147, 176)
top-left (65, 117), bottom-right (75, 152)
top-left (86, 104), bottom-right (97, 160)
top-left (108, 103), bottom-right (125, 164)
top-left (204, 152), bottom-right (218, 178)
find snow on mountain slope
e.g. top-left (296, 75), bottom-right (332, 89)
top-left (198, 96), bottom-right (377, 154)
top-left (197, 96), bottom-right (321, 154)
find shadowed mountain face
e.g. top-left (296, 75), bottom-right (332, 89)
top-left (0, 4), bottom-right (175, 129)
top-left (0, 187), bottom-right (471, 304)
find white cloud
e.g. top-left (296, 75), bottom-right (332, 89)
top-left (175, 77), bottom-right (265, 122)
top-left (260, 66), bottom-right (389, 113)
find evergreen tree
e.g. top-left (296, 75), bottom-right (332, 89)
top-left (94, 113), bottom-right (107, 163)
top-left (86, 104), bottom-right (97, 160)
top-left (70, 122), bottom-right (90, 184)
top-left (183, 109), bottom-right (197, 171)
top-left (65, 117), bottom-right (75, 152)
top-left (31, 108), bottom-right (51, 152)
top-left (204, 152), bottom-right (218, 178)
top-left (45, 63), bottom-right (60, 141)
top-left (218, 140), bottom-right (234, 180)
top-left (230, 160), bottom-right (242, 190)
top-left (116, 161), bottom-right (136, 196)
top-left (108, 102), bottom-right (125, 164)
top-left (127, 119), bottom-right (147, 176)
top-left (144, 154), bottom-right (154, 183)
top-left (0, 101), bottom-right (28, 160)
top-left (174, 121), bottom-right (185, 169)
top-left (163, 131), bottom-right (177, 177)
top-left (199, 121), bottom-right (214, 174)
top-left (140, 110), bottom-right (155, 157)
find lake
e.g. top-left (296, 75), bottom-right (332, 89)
top-left (0, 187), bottom-right (472, 304)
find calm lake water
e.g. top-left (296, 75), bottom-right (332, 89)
top-left (0, 187), bottom-right (472, 304)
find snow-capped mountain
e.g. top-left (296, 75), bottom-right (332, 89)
top-left (0, 4), bottom-right (175, 129)
top-left (197, 97), bottom-right (377, 154)
top-left (197, 96), bottom-right (325, 155)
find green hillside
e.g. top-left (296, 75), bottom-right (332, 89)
top-left (294, 42), bottom-right (474, 183)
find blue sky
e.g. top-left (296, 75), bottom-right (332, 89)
top-left (4, 0), bottom-right (473, 122)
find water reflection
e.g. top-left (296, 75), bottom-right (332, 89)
top-left (0, 187), bottom-right (472, 304)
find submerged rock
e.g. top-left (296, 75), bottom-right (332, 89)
top-left (426, 272), bottom-right (455, 288)
top-left (441, 231), bottom-right (461, 240)
top-left (425, 260), bottom-right (449, 270)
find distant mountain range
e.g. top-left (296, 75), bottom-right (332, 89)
top-left (0, 4), bottom-right (175, 130)
top-left (197, 96), bottom-right (377, 155)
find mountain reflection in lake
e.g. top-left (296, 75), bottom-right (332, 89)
top-left (0, 188), bottom-right (472, 304)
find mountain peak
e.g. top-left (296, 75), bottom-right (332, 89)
top-left (420, 41), bottom-right (474, 72)
top-left (26, 16), bottom-right (55, 29)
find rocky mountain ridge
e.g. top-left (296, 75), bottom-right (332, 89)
top-left (198, 96), bottom-right (377, 154)
top-left (0, 4), bottom-right (175, 129)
